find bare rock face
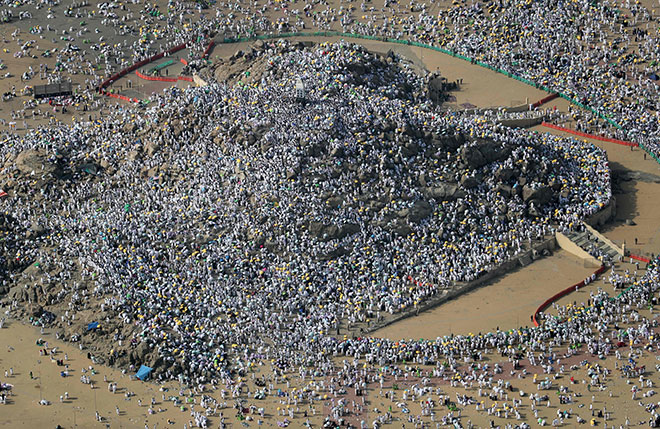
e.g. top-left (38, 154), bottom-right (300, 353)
top-left (460, 175), bottom-right (480, 189)
top-left (15, 149), bottom-right (62, 177)
top-left (424, 183), bottom-right (465, 200)
top-left (308, 222), bottom-right (360, 241)
top-left (408, 200), bottom-right (432, 223)
top-left (522, 185), bottom-right (554, 205)
top-left (460, 141), bottom-right (509, 169)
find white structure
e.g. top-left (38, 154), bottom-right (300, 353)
top-left (295, 78), bottom-right (305, 101)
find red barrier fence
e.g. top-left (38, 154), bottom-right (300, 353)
top-left (100, 90), bottom-right (140, 103)
top-left (541, 122), bottom-right (638, 147)
top-left (201, 40), bottom-right (215, 59)
top-left (98, 43), bottom-right (188, 91)
top-left (532, 264), bottom-right (607, 327)
top-left (531, 93), bottom-right (559, 109)
top-left (630, 254), bottom-right (651, 263)
top-left (135, 70), bottom-right (193, 83)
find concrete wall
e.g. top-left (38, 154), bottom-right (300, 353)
top-left (503, 103), bottom-right (531, 113)
top-left (366, 236), bottom-right (557, 334)
top-left (555, 231), bottom-right (602, 268)
top-left (497, 117), bottom-right (544, 128)
top-left (364, 195), bottom-right (616, 334)
top-left (582, 221), bottom-right (623, 256)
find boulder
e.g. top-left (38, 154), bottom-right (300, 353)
top-left (330, 147), bottom-right (344, 158)
top-left (460, 175), bottom-right (480, 189)
top-left (26, 222), bottom-right (46, 239)
top-left (15, 149), bottom-right (61, 177)
top-left (460, 145), bottom-right (485, 168)
top-left (136, 341), bottom-right (151, 362)
top-left (326, 196), bottom-right (343, 209)
top-left (308, 222), bottom-right (359, 241)
top-left (338, 223), bottom-right (360, 239)
top-left (425, 183), bottom-right (465, 200)
top-left (123, 122), bottom-right (137, 133)
top-left (495, 184), bottom-right (512, 197)
top-left (393, 223), bottom-right (412, 236)
top-left (401, 142), bottom-right (419, 157)
top-left (128, 150), bottom-right (140, 161)
top-left (522, 185), bottom-right (554, 205)
top-left (495, 167), bottom-right (514, 182)
top-left (408, 200), bottom-right (432, 223)
top-left (460, 141), bottom-right (505, 169)
top-left (145, 140), bottom-right (160, 157)
top-left (7, 285), bottom-right (28, 302)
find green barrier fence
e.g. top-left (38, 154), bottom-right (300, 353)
top-left (149, 59), bottom-right (174, 73)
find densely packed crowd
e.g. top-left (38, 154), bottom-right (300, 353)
top-left (211, 0), bottom-right (660, 158)
top-left (0, 41), bottom-right (611, 385)
top-left (0, 0), bottom-right (657, 425)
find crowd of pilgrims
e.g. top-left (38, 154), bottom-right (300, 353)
top-left (211, 0), bottom-right (660, 158)
top-left (0, 41), bottom-right (613, 385)
top-left (0, 0), bottom-right (656, 425)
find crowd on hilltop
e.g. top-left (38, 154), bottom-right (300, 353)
top-left (0, 0), bottom-right (657, 425)
top-left (0, 0), bottom-right (656, 398)
top-left (209, 0), bottom-right (660, 157)
top-left (2, 0), bottom-right (658, 159)
top-left (0, 41), bottom-right (612, 385)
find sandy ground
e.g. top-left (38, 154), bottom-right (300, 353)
top-left (531, 125), bottom-right (660, 259)
top-left (373, 250), bottom-right (595, 340)
top-left (0, 316), bottom-right (338, 429)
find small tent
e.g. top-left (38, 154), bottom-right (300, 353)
top-left (136, 365), bottom-right (152, 381)
top-left (649, 73), bottom-right (659, 81)
top-left (86, 321), bottom-right (99, 331)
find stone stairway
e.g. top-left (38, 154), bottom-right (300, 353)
top-left (518, 253), bottom-right (533, 267)
top-left (563, 229), bottom-right (620, 262)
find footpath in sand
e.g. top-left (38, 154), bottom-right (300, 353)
top-left (373, 249), bottom-right (595, 340)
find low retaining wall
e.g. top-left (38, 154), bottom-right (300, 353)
top-left (366, 236), bottom-right (557, 334)
top-left (498, 117), bottom-right (544, 128)
top-left (584, 197), bottom-right (616, 227)
top-left (504, 104), bottom-right (532, 113)
top-left (555, 231), bottom-right (601, 267)
top-left (541, 122), bottom-right (638, 147)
